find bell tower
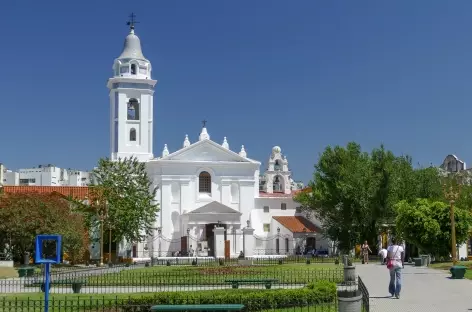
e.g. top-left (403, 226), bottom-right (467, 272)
top-left (107, 14), bottom-right (157, 162)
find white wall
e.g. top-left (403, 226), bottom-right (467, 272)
top-left (253, 197), bottom-right (300, 236)
top-left (109, 79), bottom-right (157, 162)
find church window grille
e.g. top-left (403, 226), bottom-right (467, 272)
top-left (129, 128), bottom-right (136, 141)
top-left (127, 98), bottom-right (140, 120)
top-left (199, 171), bottom-right (211, 193)
top-left (131, 64), bottom-right (137, 75)
top-left (263, 224), bottom-right (271, 232)
top-left (263, 206), bottom-right (270, 213)
top-left (281, 203), bottom-right (287, 210)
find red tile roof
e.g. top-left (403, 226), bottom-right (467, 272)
top-left (259, 191), bottom-right (295, 198)
top-left (1, 186), bottom-right (90, 200)
top-left (259, 188), bottom-right (311, 198)
top-left (273, 216), bottom-right (319, 233)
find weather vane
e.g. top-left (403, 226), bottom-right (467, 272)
top-left (202, 120), bottom-right (207, 128)
top-left (126, 13), bottom-right (139, 29)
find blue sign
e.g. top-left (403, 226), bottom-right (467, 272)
top-left (35, 235), bottom-right (62, 312)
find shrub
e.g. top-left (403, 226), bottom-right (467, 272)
top-left (120, 281), bottom-right (336, 312)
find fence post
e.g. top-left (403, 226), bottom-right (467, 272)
top-left (243, 227), bottom-right (255, 257)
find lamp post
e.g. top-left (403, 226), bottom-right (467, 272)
top-left (443, 184), bottom-right (461, 265)
top-left (277, 227), bottom-right (280, 254)
top-left (108, 223), bottom-right (113, 267)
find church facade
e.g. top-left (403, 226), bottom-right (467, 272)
top-left (108, 24), bottom-right (328, 260)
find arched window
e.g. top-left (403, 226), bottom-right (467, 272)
top-left (131, 64), bottom-right (137, 75)
top-left (275, 160), bottom-right (281, 170)
top-left (127, 98), bottom-right (140, 120)
top-left (199, 171), bottom-right (211, 193)
top-left (129, 128), bottom-right (136, 141)
top-left (274, 176), bottom-right (282, 192)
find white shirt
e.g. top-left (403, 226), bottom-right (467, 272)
top-left (379, 249), bottom-right (387, 258)
top-left (387, 245), bottom-right (404, 268)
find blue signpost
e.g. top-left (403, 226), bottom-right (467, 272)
top-left (35, 235), bottom-right (62, 312)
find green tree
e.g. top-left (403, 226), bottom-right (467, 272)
top-left (297, 142), bottom-right (444, 254)
top-left (414, 166), bottom-right (443, 200)
top-left (0, 193), bottom-right (88, 264)
top-left (90, 157), bottom-right (159, 243)
top-left (295, 142), bottom-right (375, 253)
top-left (395, 198), bottom-right (472, 257)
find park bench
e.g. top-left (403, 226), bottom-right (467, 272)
top-left (30, 279), bottom-right (86, 293)
top-left (224, 278), bottom-right (278, 289)
top-left (151, 304), bottom-right (245, 311)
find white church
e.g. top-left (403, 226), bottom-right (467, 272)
top-left (106, 23), bottom-right (328, 260)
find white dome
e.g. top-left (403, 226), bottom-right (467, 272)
top-left (118, 29), bottom-right (148, 61)
top-left (272, 146), bottom-right (281, 153)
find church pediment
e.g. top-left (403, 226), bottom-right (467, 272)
top-left (161, 140), bottom-right (258, 163)
top-left (188, 201), bottom-right (242, 215)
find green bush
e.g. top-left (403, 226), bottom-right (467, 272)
top-left (120, 281), bottom-right (336, 312)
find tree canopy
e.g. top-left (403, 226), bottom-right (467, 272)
top-left (395, 198), bottom-right (472, 257)
top-left (87, 156), bottom-right (159, 243)
top-left (0, 192), bottom-right (88, 264)
top-left (295, 142), bottom-right (444, 253)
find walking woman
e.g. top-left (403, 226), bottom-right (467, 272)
top-left (386, 237), bottom-right (405, 299)
top-left (361, 240), bottom-right (372, 264)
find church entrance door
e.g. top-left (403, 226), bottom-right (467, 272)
top-left (205, 223), bottom-right (227, 257)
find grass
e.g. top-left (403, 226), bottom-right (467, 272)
top-left (0, 268), bottom-right (18, 279)
top-left (79, 263), bottom-right (343, 286)
top-left (430, 261), bottom-right (472, 279)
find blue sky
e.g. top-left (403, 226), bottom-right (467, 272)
top-left (2, 1), bottom-right (472, 183)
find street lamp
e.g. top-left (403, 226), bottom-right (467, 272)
top-left (443, 184), bottom-right (461, 265)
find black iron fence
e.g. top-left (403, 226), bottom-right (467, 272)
top-left (0, 297), bottom-right (338, 312)
top-left (358, 276), bottom-right (370, 312)
top-left (0, 269), bottom-right (344, 294)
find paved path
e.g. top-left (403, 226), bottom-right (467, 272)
top-left (356, 263), bottom-right (472, 312)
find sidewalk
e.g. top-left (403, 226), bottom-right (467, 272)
top-left (356, 263), bottom-right (472, 312)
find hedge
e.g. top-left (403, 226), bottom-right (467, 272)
top-left (120, 281), bottom-right (337, 312)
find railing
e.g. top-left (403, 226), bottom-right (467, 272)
top-left (0, 297), bottom-right (338, 312)
top-left (0, 268), bottom-right (344, 294)
top-left (358, 276), bottom-right (370, 312)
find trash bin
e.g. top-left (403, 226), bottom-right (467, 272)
top-left (18, 268), bottom-right (26, 278)
top-left (450, 265), bottom-right (467, 279)
top-left (26, 267), bottom-right (35, 277)
top-left (413, 258), bottom-right (422, 267)
top-left (420, 255), bottom-right (429, 266)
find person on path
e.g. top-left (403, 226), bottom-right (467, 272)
top-left (379, 248), bottom-right (387, 265)
top-left (361, 241), bottom-right (372, 264)
top-left (387, 237), bottom-right (405, 299)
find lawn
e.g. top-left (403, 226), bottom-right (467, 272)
top-left (79, 263), bottom-right (343, 286)
top-left (430, 261), bottom-right (472, 279)
top-left (18, 263), bottom-right (343, 288)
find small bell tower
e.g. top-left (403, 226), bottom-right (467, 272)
top-left (107, 14), bottom-right (157, 162)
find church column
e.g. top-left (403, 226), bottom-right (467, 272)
top-left (243, 223), bottom-right (255, 257)
top-left (213, 226), bottom-right (226, 258)
top-left (180, 180), bottom-right (190, 213)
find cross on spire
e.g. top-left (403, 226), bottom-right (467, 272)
top-left (202, 120), bottom-right (207, 128)
top-left (126, 13), bottom-right (139, 30)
